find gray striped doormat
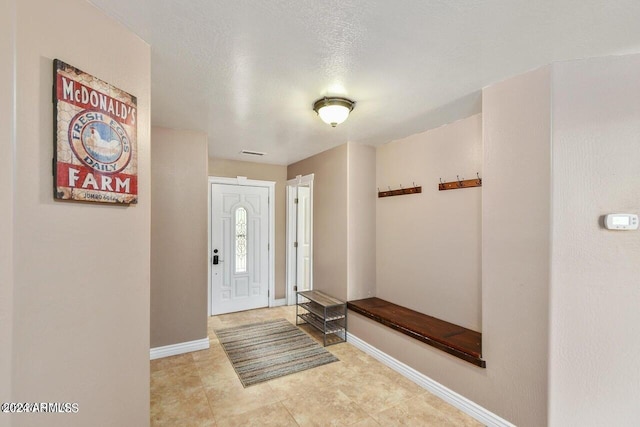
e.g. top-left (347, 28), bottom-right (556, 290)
top-left (214, 318), bottom-right (339, 387)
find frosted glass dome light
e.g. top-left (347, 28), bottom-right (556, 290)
top-left (313, 97), bottom-right (355, 127)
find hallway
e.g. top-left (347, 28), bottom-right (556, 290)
top-left (150, 306), bottom-right (482, 426)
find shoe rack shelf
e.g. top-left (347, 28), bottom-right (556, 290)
top-left (296, 290), bottom-right (347, 346)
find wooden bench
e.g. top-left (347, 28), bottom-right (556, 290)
top-left (347, 298), bottom-right (486, 368)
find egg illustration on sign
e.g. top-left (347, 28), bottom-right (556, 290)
top-left (68, 110), bottom-right (132, 174)
top-left (83, 124), bottom-right (123, 164)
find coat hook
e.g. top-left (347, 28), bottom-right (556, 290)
top-left (400, 184), bottom-right (403, 189)
top-left (388, 186), bottom-right (391, 191)
top-left (413, 182), bottom-right (416, 187)
top-left (457, 175), bottom-right (463, 187)
top-left (439, 178), bottom-right (444, 184)
top-left (476, 172), bottom-right (482, 184)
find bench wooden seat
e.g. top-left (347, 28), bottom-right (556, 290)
top-left (347, 297), bottom-right (486, 368)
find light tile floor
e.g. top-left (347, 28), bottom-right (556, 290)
top-left (150, 306), bottom-right (483, 426)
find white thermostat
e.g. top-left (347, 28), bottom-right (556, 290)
top-left (604, 213), bottom-right (638, 230)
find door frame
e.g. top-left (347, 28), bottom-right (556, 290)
top-left (286, 173), bottom-right (314, 305)
top-left (208, 176), bottom-right (276, 316)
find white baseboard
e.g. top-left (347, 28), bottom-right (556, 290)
top-left (272, 298), bottom-right (287, 307)
top-left (346, 333), bottom-right (515, 427)
top-left (150, 337), bottom-right (210, 360)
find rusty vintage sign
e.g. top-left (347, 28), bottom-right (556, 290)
top-left (53, 59), bottom-right (138, 204)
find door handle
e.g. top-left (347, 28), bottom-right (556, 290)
top-left (212, 249), bottom-right (223, 265)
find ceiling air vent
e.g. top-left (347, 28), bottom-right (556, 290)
top-left (240, 150), bottom-right (266, 157)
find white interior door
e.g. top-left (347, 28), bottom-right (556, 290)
top-left (296, 186), bottom-right (311, 292)
top-left (286, 174), bottom-right (314, 305)
top-left (210, 183), bottom-right (269, 315)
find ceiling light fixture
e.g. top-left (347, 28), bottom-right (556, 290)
top-left (313, 97), bottom-right (355, 127)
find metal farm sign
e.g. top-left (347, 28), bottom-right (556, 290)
top-left (53, 59), bottom-right (138, 204)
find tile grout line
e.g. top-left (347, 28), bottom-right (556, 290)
top-left (277, 399), bottom-right (302, 427)
top-left (193, 352), bottom-right (219, 425)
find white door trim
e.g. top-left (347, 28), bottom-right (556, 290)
top-left (208, 176), bottom-right (275, 316)
top-left (286, 174), bottom-right (314, 305)
top-left (286, 185), bottom-right (297, 305)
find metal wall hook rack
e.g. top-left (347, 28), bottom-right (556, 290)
top-left (378, 183), bottom-right (422, 198)
top-left (438, 173), bottom-right (482, 191)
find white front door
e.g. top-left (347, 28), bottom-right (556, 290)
top-left (210, 183), bottom-right (269, 315)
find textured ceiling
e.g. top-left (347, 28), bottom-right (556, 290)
top-left (88, 0), bottom-right (640, 165)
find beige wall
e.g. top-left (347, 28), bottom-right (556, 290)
top-left (376, 114), bottom-right (482, 330)
top-left (152, 128), bottom-right (208, 348)
top-left (10, 1), bottom-right (151, 426)
top-left (347, 143), bottom-right (377, 300)
top-left (549, 55), bottom-right (640, 426)
top-left (288, 142), bottom-right (376, 302)
top-left (0, 0), bottom-right (15, 422)
top-left (208, 158), bottom-right (288, 299)
top-left (350, 69), bottom-right (552, 427)
top-left (288, 144), bottom-right (349, 300)
top-left (481, 66), bottom-right (551, 426)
